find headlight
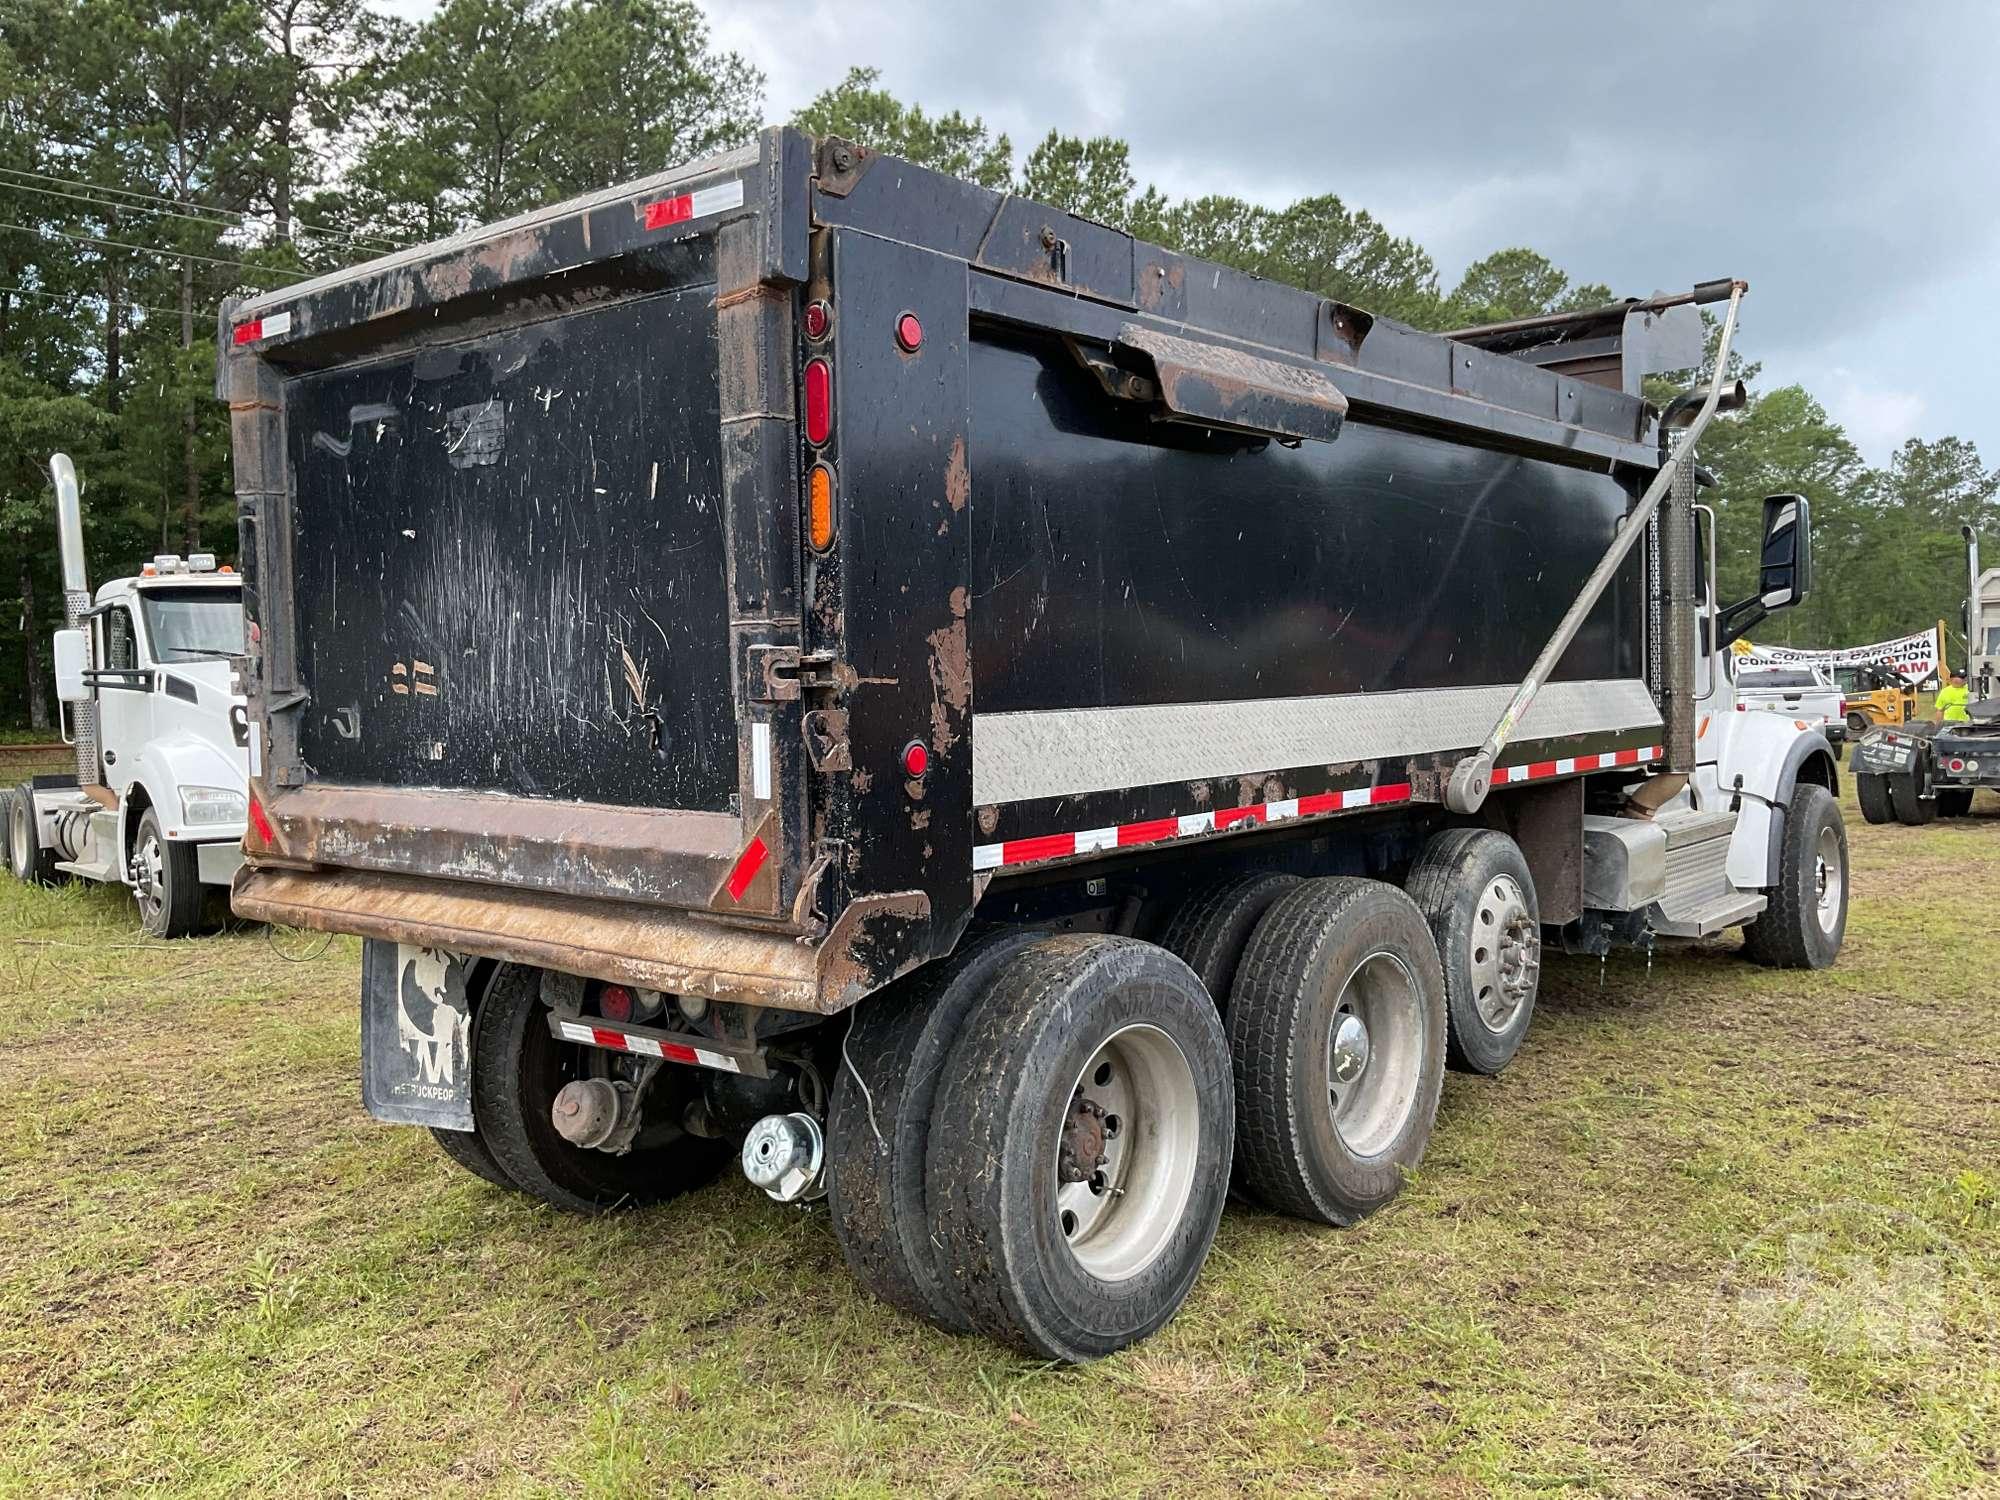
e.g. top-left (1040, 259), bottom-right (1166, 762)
top-left (179, 785), bottom-right (247, 826)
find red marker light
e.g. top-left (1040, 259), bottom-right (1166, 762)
top-left (804, 358), bottom-right (832, 445)
top-left (803, 300), bottom-right (830, 340)
top-left (901, 740), bottom-right (929, 778)
top-left (599, 984), bottom-right (634, 1022)
top-left (895, 312), bottom-right (923, 352)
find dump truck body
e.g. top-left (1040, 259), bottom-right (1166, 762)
top-left (220, 129), bottom-right (1844, 1362)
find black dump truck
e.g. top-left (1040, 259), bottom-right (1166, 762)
top-left (1853, 525), bottom-right (1998, 822)
top-left (219, 128), bottom-right (1845, 1361)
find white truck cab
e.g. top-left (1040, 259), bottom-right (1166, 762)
top-left (2, 455), bottom-right (250, 936)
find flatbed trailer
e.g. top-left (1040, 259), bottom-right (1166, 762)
top-left (219, 128), bottom-right (1845, 1360)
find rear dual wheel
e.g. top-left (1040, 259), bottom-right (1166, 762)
top-left (1229, 879), bottom-right (1448, 1225)
top-left (1856, 772), bottom-right (1893, 825)
top-left (1888, 774), bottom-right (1936, 826)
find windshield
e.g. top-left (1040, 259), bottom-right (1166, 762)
top-left (1985, 625), bottom-right (2000, 655)
top-left (139, 587), bottom-right (243, 661)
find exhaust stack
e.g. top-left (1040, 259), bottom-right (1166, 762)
top-left (50, 453), bottom-right (100, 787)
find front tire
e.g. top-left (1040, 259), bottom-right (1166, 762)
top-left (1406, 829), bottom-right (1540, 1075)
top-left (1741, 783), bottom-right (1847, 969)
top-left (132, 808), bottom-right (203, 938)
top-left (926, 936), bottom-right (1233, 1362)
top-left (472, 964), bottom-right (731, 1212)
top-left (1228, 878), bottom-right (1447, 1225)
top-left (1856, 773), bottom-right (1893, 825)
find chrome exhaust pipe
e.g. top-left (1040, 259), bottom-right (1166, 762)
top-left (50, 453), bottom-right (100, 787)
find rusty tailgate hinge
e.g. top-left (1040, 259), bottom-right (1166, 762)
top-left (749, 645), bottom-right (837, 703)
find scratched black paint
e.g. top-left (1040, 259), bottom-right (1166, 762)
top-left (286, 290), bottom-right (736, 808)
top-left (967, 333), bottom-right (1640, 714)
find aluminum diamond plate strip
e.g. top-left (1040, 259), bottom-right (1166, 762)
top-left (973, 678), bottom-right (1662, 807)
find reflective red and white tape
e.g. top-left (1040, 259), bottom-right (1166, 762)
top-left (972, 744), bottom-right (1661, 872)
top-left (1492, 744), bottom-right (1661, 785)
top-left (642, 178), bottom-right (745, 231)
top-left (556, 1020), bottom-right (742, 1074)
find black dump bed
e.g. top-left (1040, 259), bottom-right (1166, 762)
top-left (222, 127), bottom-right (1689, 1015)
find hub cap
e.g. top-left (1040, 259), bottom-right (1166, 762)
top-left (1328, 952), bottom-right (1426, 1159)
top-left (1467, 874), bottom-right (1538, 1033)
top-left (1053, 1024), bottom-right (1199, 1283)
top-left (1813, 824), bottom-right (1843, 934)
top-left (131, 835), bottom-right (165, 925)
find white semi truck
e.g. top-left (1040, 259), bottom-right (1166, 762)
top-left (1, 454), bottom-right (250, 937)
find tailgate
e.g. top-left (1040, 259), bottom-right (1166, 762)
top-left (223, 142), bottom-right (809, 920)
top-left (287, 291), bottom-right (734, 811)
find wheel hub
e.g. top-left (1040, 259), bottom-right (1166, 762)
top-left (130, 837), bottom-right (164, 918)
top-left (1053, 1024), bottom-right (1199, 1283)
top-left (1467, 874), bottom-right (1539, 1032)
top-left (1330, 1012), bottom-right (1371, 1083)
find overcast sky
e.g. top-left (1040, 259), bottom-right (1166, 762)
top-left (377, 0), bottom-right (2000, 467)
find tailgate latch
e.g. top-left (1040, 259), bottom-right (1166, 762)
top-left (749, 645), bottom-right (837, 703)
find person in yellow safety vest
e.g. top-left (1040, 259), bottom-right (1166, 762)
top-left (1937, 669), bottom-right (1971, 722)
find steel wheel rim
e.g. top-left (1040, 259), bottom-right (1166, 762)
top-left (1053, 1023), bottom-right (1200, 1283)
top-left (1328, 952), bottom-right (1425, 1159)
top-left (132, 834), bottom-right (164, 923)
top-left (1467, 874), bottom-right (1538, 1033)
top-left (1813, 824), bottom-right (1843, 933)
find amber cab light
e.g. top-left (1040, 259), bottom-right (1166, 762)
top-left (804, 358), bottom-right (833, 445)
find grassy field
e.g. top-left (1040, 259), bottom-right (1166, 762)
top-left (1, 781), bottom-right (1995, 1498)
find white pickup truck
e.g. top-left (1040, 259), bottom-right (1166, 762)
top-left (1735, 664), bottom-right (1847, 747)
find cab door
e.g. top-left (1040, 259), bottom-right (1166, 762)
top-left (92, 602), bottom-right (153, 795)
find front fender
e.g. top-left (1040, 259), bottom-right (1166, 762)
top-left (122, 736), bottom-right (249, 844)
top-left (1705, 710), bottom-right (1839, 889)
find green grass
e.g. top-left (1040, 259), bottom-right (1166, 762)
top-left (1, 783), bottom-right (1996, 1497)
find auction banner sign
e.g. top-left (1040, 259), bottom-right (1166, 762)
top-left (1731, 625), bottom-right (1942, 685)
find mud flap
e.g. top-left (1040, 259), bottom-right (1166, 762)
top-left (360, 938), bottom-right (477, 1131)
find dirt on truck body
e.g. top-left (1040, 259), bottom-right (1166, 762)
top-left (220, 127), bottom-right (1844, 1361)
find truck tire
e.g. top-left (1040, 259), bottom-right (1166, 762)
top-left (827, 926), bottom-right (1045, 1334)
top-left (8, 784), bottom-right (58, 885)
top-left (1154, 871), bottom-right (1301, 1010)
top-left (472, 963), bottom-right (731, 1213)
top-left (132, 807), bottom-right (204, 938)
top-left (1846, 712), bottom-right (1869, 738)
top-left (429, 1126), bottom-right (518, 1191)
top-left (1855, 773), bottom-right (1893, 825)
top-left (926, 935), bottom-right (1233, 1362)
top-left (1888, 774), bottom-right (1936, 826)
top-left (1228, 878), bottom-right (1446, 1225)
top-left (1406, 829), bottom-right (1540, 1076)
top-left (1740, 784), bottom-right (1847, 970)
top-left (1935, 788), bottom-right (1975, 819)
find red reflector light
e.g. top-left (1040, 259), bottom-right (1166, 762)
top-left (803, 300), bottom-right (830, 340)
top-left (895, 312), bottom-right (923, 352)
top-left (643, 193), bottom-right (694, 230)
top-left (232, 320), bottom-right (262, 346)
top-left (1950, 758), bottom-right (1966, 772)
top-left (599, 984), bottom-right (634, 1022)
top-left (804, 358), bottom-right (832, 445)
top-left (247, 795), bottom-right (275, 848)
top-left (902, 740), bottom-right (929, 778)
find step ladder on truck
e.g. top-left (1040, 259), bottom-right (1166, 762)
top-left (218, 129), bottom-right (1847, 1362)
top-left (1, 455), bottom-right (251, 936)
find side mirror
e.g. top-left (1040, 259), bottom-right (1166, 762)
top-left (1756, 493), bottom-right (1811, 609)
top-left (52, 628), bottom-right (88, 702)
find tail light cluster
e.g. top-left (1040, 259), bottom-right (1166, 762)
top-left (803, 298), bottom-right (835, 550)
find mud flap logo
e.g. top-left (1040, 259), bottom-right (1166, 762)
top-left (398, 948), bottom-right (472, 1088)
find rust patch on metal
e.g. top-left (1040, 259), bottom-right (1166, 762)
top-left (944, 435), bottom-right (969, 512)
top-left (925, 587), bottom-right (971, 755)
top-left (713, 283), bottom-right (781, 313)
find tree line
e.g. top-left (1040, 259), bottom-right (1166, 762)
top-left (1, 2), bottom-right (1991, 729)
